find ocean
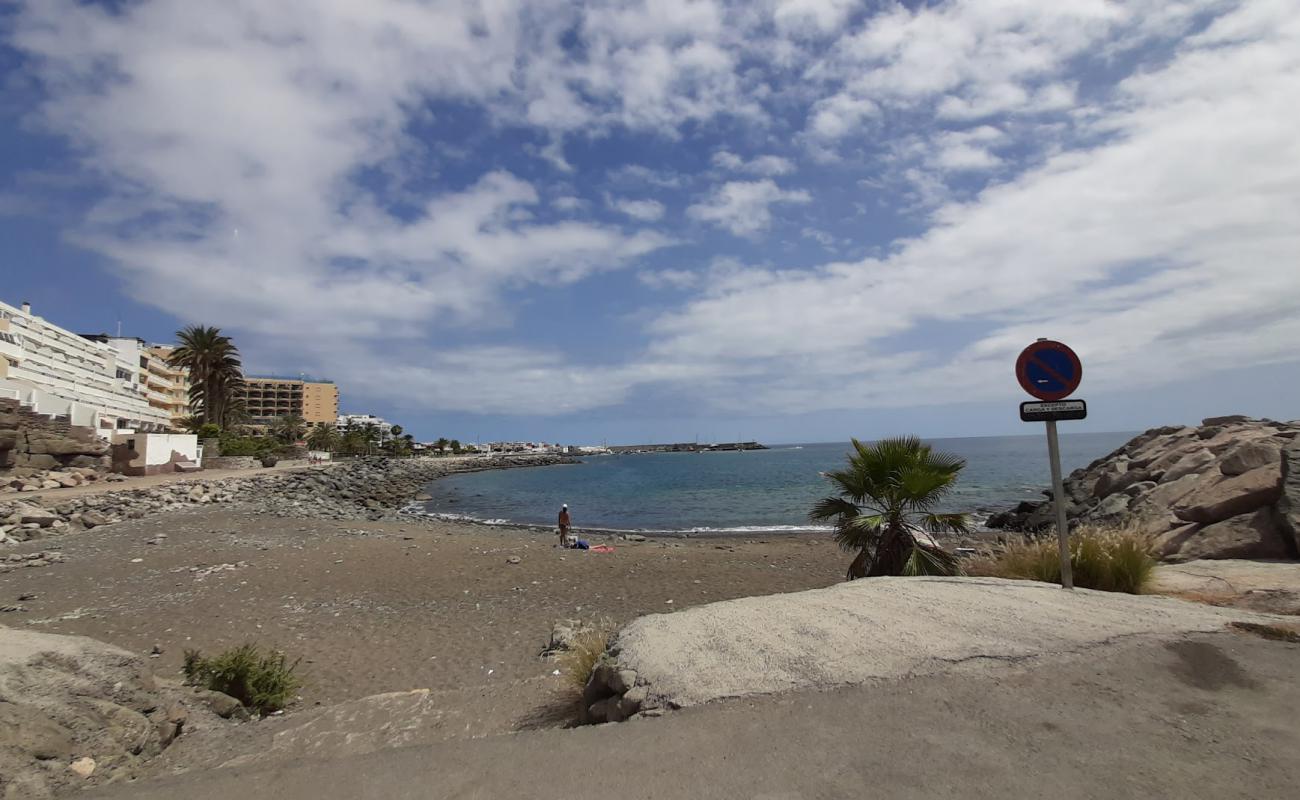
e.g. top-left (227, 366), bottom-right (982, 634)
top-left (413, 432), bottom-right (1135, 535)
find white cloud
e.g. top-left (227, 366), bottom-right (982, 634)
top-left (711, 150), bottom-right (795, 176)
top-left (8, 0), bottom-right (1300, 422)
top-left (645, 1), bottom-right (1300, 412)
top-left (773, 0), bottom-right (856, 36)
top-left (553, 195), bottom-right (587, 211)
top-left (687, 179), bottom-right (811, 237)
top-left (638, 269), bottom-right (700, 290)
top-left (608, 196), bottom-right (667, 221)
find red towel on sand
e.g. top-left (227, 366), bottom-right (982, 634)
top-left (589, 545), bottom-right (614, 553)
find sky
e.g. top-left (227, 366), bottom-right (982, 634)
top-left (1, 0), bottom-right (1298, 445)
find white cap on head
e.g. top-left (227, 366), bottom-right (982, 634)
top-left (562, 503), bottom-right (568, 508)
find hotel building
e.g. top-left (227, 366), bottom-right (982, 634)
top-left (0, 299), bottom-right (172, 434)
top-left (239, 377), bottom-right (338, 427)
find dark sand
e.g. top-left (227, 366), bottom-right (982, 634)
top-left (1, 507), bottom-right (841, 714)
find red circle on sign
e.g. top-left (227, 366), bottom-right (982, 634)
top-left (1016, 340), bottom-right (1082, 401)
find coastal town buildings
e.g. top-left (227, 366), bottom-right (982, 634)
top-left (143, 345), bottom-right (191, 429)
top-left (239, 377), bottom-right (338, 427)
top-left (82, 336), bottom-right (192, 432)
top-left (337, 413), bottom-right (390, 432)
top-left (0, 299), bottom-right (172, 435)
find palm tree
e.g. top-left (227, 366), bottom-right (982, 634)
top-left (390, 424), bottom-right (403, 438)
top-left (434, 437), bottom-right (450, 455)
top-left (274, 414), bottom-right (307, 444)
top-left (810, 437), bottom-right (970, 581)
top-left (307, 425), bottom-right (339, 453)
top-left (361, 423), bottom-right (380, 455)
top-left (449, 439), bottom-right (462, 454)
top-left (167, 326), bottom-right (244, 428)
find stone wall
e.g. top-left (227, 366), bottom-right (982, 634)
top-left (200, 456), bottom-right (264, 470)
top-left (0, 398), bottom-right (109, 478)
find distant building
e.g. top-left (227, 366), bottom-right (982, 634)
top-left (143, 345), bottom-right (192, 430)
top-left (0, 299), bottom-right (171, 435)
top-left (337, 413), bottom-right (392, 435)
top-left (82, 336), bottom-right (192, 433)
top-left (239, 377), bottom-right (339, 428)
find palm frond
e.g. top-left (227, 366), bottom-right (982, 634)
top-left (920, 512), bottom-right (971, 535)
top-left (901, 544), bottom-right (964, 577)
top-left (809, 496), bottom-right (861, 522)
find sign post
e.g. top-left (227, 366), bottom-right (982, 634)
top-left (1015, 338), bottom-right (1085, 590)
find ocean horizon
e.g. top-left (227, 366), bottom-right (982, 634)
top-left (413, 431), bottom-right (1136, 535)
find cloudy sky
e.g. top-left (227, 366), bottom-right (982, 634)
top-left (2, 0), bottom-right (1298, 444)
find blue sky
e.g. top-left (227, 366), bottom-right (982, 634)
top-left (2, 0), bottom-right (1298, 444)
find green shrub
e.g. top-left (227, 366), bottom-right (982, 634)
top-left (218, 434), bottom-right (275, 457)
top-left (182, 644), bottom-right (303, 715)
top-left (197, 423), bottom-right (222, 439)
top-left (968, 524), bottom-right (1156, 594)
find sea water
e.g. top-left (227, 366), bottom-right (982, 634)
top-left (415, 433), bottom-right (1134, 535)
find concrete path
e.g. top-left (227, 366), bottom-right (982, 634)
top-left (616, 576), bottom-right (1280, 707)
top-left (94, 631), bottom-right (1300, 800)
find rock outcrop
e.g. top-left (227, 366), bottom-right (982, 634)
top-left (0, 627), bottom-right (229, 799)
top-left (986, 416), bottom-right (1300, 562)
top-left (0, 454), bottom-right (574, 547)
top-left (0, 399), bottom-right (110, 489)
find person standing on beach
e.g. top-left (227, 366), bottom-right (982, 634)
top-left (558, 504), bottom-right (571, 547)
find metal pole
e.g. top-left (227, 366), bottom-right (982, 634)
top-left (1044, 420), bottom-right (1074, 590)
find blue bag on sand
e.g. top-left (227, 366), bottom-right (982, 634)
top-left (575, 540), bottom-right (590, 550)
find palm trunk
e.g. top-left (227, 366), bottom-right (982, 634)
top-left (867, 522), bottom-right (911, 577)
top-left (846, 547), bottom-right (870, 580)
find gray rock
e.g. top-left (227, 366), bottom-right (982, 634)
top-left (587, 696), bottom-right (618, 724)
top-left (609, 669), bottom-right (638, 694)
top-left (618, 685), bottom-right (648, 717)
top-left (193, 688), bottom-right (248, 720)
top-left (1273, 442), bottom-right (1300, 557)
top-left (1219, 440), bottom-right (1281, 476)
top-left (1161, 448), bottom-right (1216, 483)
top-left (1169, 508), bottom-right (1291, 561)
top-left (80, 510), bottom-right (112, 528)
top-left (1123, 481), bottom-right (1156, 497)
top-left (1173, 464), bottom-right (1282, 524)
top-left (0, 703), bottom-right (75, 760)
top-left (1088, 493), bottom-right (1131, 521)
top-left (1202, 415), bottom-right (1252, 426)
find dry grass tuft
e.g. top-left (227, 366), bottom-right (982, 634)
top-left (967, 523), bottom-right (1157, 594)
top-left (556, 621), bottom-right (615, 691)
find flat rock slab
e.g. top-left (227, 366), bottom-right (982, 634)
top-left (616, 576), bottom-right (1277, 708)
top-left (1152, 559), bottom-right (1300, 614)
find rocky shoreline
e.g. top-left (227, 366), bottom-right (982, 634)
top-left (0, 454), bottom-right (577, 546)
top-left (987, 415), bottom-right (1300, 561)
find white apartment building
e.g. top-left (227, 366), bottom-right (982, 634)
top-left (337, 413), bottom-right (391, 433)
top-left (0, 299), bottom-right (172, 435)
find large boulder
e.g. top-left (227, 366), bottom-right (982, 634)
top-left (1274, 442), bottom-right (1300, 557)
top-left (0, 628), bottom-right (210, 796)
top-left (1161, 448), bottom-right (1216, 483)
top-left (1219, 440), bottom-right (1281, 476)
top-left (1168, 509), bottom-right (1292, 561)
top-left (1172, 464), bottom-right (1281, 525)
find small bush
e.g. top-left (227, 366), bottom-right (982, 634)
top-left (182, 644), bottom-right (303, 715)
top-left (218, 434), bottom-right (276, 457)
top-left (967, 524), bottom-right (1156, 594)
top-left (556, 624), bottom-right (614, 691)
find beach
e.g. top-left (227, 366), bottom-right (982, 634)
top-left (2, 501), bottom-right (841, 725)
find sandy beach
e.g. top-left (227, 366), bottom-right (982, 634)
top-left (2, 502), bottom-right (841, 718)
